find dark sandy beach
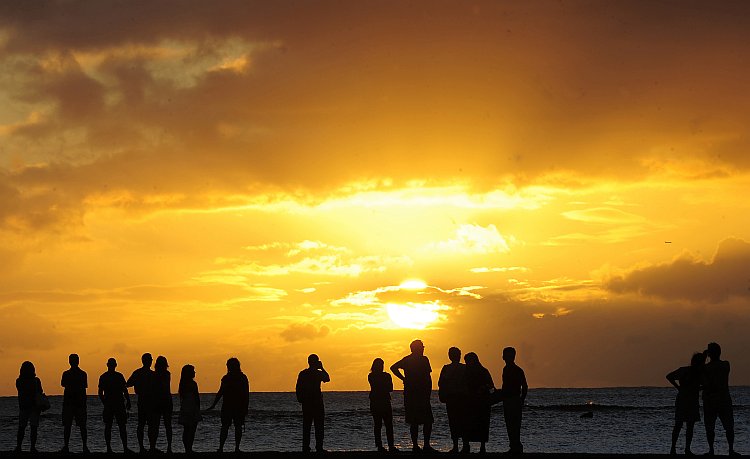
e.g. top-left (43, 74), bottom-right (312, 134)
top-left (0, 453), bottom-right (686, 459)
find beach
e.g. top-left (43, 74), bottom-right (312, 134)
top-left (0, 453), bottom-right (688, 459)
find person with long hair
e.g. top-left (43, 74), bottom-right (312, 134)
top-left (667, 352), bottom-right (705, 455)
top-left (368, 358), bottom-right (397, 452)
top-left (463, 352), bottom-right (495, 454)
top-left (16, 361), bottom-right (45, 453)
top-left (153, 355), bottom-right (173, 453)
top-left (178, 364), bottom-right (202, 453)
top-left (207, 357), bottom-right (250, 453)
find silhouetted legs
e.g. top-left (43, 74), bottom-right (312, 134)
top-left (104, 409), bottom-right (129, 453)
top-left (16, 410), bottom-right (40, 453)
top-left (372, 408), bottom-right (395, 451)
top-left (302, 401), bottom-right (325, 452)
top-left (409, 423), bottom-right (433, 452)
top-left (671, 421), bottom-right (695, 455)
top-left (705, 404), bottom-right (736, 455)
top-left (446, 402), bottom-right (464, 453)
top-left (504, 398), bottom-right (523, 453)
top-left (151, 409), bottom-right (172, 453)
top-left (219, 414), bottom-right (243, 453)
top-left (61, 405), bottom-right (88, 453)
top-left (182, 421), bottom-right (198, 453)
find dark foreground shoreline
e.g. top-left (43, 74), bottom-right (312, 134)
top-left (0, 453), bottom-right (695, 459)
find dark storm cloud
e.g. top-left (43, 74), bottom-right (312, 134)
top-left (444, 293), bottom-right (750, 387)
top-left (605, 238), bottom-right (750, 303)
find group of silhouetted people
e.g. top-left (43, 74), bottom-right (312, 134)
top-left (14, 341), bottom-right (528, 455)
top-left (15, 353), bottom-right (250, 454)
top-left (17, 341), bottom-right (741, 456)
top-left (363, 340), bottom-right (527, 455)
top-left (667, 342), bottom-right (739, 456)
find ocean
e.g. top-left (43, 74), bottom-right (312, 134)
top-left (1, 387), bottom-right (748, 454)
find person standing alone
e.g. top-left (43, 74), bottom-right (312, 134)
top-left (61, 353), bottom-right (89, 453)
top-left (391, 339), bottom-right (436, 453)
top-left (501, 347), bottom-right (527, 454)
top-left (296, 354), bottom-right (330, 452)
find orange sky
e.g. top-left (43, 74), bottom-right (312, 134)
top-left (1, 1), bottom-right (750, 395)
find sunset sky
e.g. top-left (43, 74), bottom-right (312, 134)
top-left (1, 1), bottom-right (750, 395)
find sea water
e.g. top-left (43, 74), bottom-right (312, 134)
top-left (1, 387), bottom-right (748, 454)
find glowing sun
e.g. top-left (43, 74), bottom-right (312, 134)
top-left (386, 303), bottom-right (440, 329)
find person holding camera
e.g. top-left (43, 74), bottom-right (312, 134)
top-left (296, 354), bottom-right (330, 452)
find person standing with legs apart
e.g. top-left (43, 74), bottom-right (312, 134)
top-left (391, 339), bottom-right (436, 453)
top-left (99, 358), bottom-right (132, 453)
top-left (667, 352), bottom-right (705, 455)
top-left (438, 347), bottom-right (467, 454)
top-left (61, 353), bottom-right (89, 453)
top-left (702, 342), bottom-right (739, 456)
top-left (501, 347), bottom-right (527, 455)
top-left (207, 357), bottom-right (250, 453)
top-left (178, 365), bottom-right (202, 454)
top-left (296, 354), bottom-right (330, 453)
top-left (368, 358), bottom-right (397, 453)
top-left (16, 361), bottom-right (46, 453)
top-left (127, 353), bottom-right (157, 453)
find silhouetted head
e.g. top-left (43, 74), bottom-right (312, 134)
top-left (464, 352), bottom-right (479, 366)
top-left (691, 352), bottom-right (706, 367)
top-left (155, 355), bottom-right (168, 372)
top-left (69, 353), bottom-right (80, 368)
top-left (308, 354), bottom-right (320, 367)
top-left (706, 342), bottom-right (721, 360)
top-left (503, 346), bottom-right (516, 363)
top-left (19, 361), bottom-right (36, 378)
top-left (410, 339), bottom-right (425, 356)
top-left (141, 353), bottom-right (153, 368)
top-left (371, 358), bottom-right (384, 373)
top-left (448, 347), bottom-right (461, 363)
top-left (181, 364), bottom-right (195, 380)
top-left (226, 357), bottom-right (241, 373)
top-left (107, 358), bottom-right (117, 370)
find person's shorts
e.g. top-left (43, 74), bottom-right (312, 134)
top-left (19, 408), bottom-right (41, 428)
top-left (221, 410), bottom-right (246, 427)
top-left (137, 402), bottom-right (156, 425)
top-left (103, 404), bottom-right (127, 425)
top-left (704, 403), bottom-right (734, 430)
top-left (62, 403), bottom-right (87, 426)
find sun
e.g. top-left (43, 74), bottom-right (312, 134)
top-left (399, 279), bottom-right (428, 290)
top-left (386, 302), bottom-right (439, 329)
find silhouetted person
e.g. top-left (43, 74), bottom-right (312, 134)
top-left (16, 361), bottom-right (44, 453)
top-left (127, 352), bottom-right (157, 453)
top-left (702, 342), bottom-right (738, 456)
top-left (296, 353), bottom-right (330, 453)
top-left (207, 357), bottom-right (250, 453)
top-left (391, 339), bottom-right (436, 453)
top-left (463, 352), bottom-right (495, 454)
top-left (501, 347), bottom-right (527, 454)
top-left (152, 355), bottom-right (173, 453)
top-left (178, 364), bottom-right (202, 454)
top-left (368, 358), bottom-right (397, 453)
top-left (99, 357), bottom-right (132, 453)
top-left (667, 352), bottom-right (705, 455)
top-left (61, 353), bottom-right (89, 453)
top-left (438, 347), bottom-right (467, 453)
